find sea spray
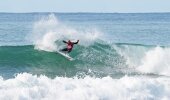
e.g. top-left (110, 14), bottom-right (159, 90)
top-left (29, 14), bottom-right (102, 52)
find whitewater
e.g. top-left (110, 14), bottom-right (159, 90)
top-left (0, 13), bottom-right (170, 100)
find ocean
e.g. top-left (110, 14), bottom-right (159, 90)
top-left (0, 13), bottom-right (170, 99)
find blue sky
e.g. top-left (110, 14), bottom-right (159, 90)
top-left (0, 0), bottom-right (170, 13)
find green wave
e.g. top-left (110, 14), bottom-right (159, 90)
top-left (0, 43), bottom-right (164, 78)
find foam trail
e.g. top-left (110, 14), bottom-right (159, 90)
top-left (29, 14), bottom-right (101, 52)
top-left (0, 73), bottom-right (169, 100)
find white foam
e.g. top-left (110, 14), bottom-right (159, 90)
top-left (114, 45), bottom-right (170, 76)
top-left (29, 14), bottom-right (101, 52)
top-left (0, 73), bottom-right (170, 100)
top-left (137, 47), bottom-right (170, 76)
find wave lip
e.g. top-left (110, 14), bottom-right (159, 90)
top-left (0, 73), bottom-right (169, 100)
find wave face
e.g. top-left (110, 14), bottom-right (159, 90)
top-left (0, 43), bottom-right (170, 78)
top-left (0, 43), bottom-right (126, 78)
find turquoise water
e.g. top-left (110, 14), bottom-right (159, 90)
top-left (0, 13), bottom-right (170, 99)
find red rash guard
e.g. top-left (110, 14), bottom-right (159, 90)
top-left (67, 42), bottom-right (74, 50)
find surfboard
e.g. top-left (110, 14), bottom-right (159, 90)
top-left (56, 51), bottom-right (74, 61)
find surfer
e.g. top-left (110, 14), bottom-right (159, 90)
top-left (61, 40), bottom-right (79, 53)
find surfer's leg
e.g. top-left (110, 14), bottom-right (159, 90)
top-left (61, 48), bottom-right (68, 52)
top-left (68, 50), bottom-right (72, 53)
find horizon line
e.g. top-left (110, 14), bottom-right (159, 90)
top-left (0, 11), bottom-right (170, 14)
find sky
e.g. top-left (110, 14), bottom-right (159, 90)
top-left (0, 0), bottom-right (170, 13)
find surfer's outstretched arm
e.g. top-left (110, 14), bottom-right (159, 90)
top-left (63, 40), bottom-right (68, 44)
top-left (73, 40), bottom-right (79, 44)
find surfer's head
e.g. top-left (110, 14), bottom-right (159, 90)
top-left (68, 40), bottom-right (71, 43)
